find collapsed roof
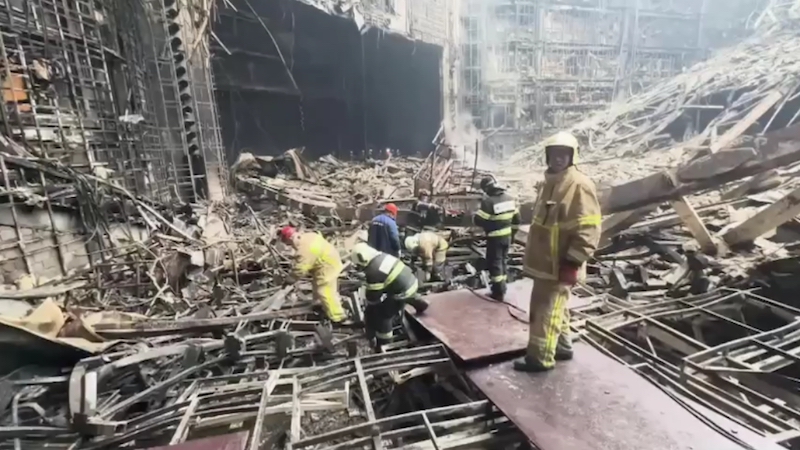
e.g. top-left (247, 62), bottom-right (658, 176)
top-left (504, 11), bottom-right (800, 180)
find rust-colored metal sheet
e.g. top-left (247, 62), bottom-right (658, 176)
top-left (468, 343), bottom-right (758, 450)
top-left (144, 432), bottom-right (248, 450)
top-left (407, 280), bottom-right (533, 361)
top-left (409, 280), bottom-right (590, 362)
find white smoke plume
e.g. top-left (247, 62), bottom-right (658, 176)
top-left (443, 112), bottom-right (499, 171)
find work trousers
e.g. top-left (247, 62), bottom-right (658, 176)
top-left (526, 278), bottom-right (572, 369)
top-left (312, 277), bottom-right (347, 323)
top-left (421, 250), bottom-right (447, 281)
top-left (364, 296), bottom-right (405, 346)
top-left (485, 238), bottom-right (510, 298)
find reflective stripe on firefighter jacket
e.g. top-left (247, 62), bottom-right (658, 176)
top-left (523, 166), bottom-right (602, 281)
top-left (364, 253), bottom-right (418, 304)
top-left (416, 231), bottom-right (448, 266)
top-left (473, 189), bottom-right (521, 238)
top-left (293, 232), bottom-right (343, 282)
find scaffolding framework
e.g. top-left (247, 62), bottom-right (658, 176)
top-left (0, 0), bottom-right (226, 282)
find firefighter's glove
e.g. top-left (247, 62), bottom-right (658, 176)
top-left (558, 263), bottom-right (579, 286)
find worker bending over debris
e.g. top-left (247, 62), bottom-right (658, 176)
top-left (412, 189), bottom-right (443, 228)
top-left (474, 177), bottom-right (521, 302)
top-left (517, 131), bottom-right (601, 373)
top-left (368, 203), bottom-right (401, 257)
top-left (404, 232), bottom-right (448, 281)
top-left (279, 226), bottom-right (348, 323)
top-left (351, 243), bottom-right (429, 347)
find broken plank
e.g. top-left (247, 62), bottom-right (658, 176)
top-left (670, 196), bottom-right (718, 254)
top-left (723, 186), bottom-right (800, 246)
top-left (710, 88), bottom-right (787, 153)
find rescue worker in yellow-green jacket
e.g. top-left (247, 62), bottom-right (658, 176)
top-left (515, 131), bottom-right (602, 373)
top-left (474, 177), bottom-right (521, 301)
top-left (280, 226), bottom-right (347, 323)
top-left (405, 231), bottom-right (448, 281)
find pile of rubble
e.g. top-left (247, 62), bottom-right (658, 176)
top-left (0, 140), bottom-right (530, 449)
top-left (232, 149), bottom-right (424, 216)
top-left (8, 16), bottom-right (800, 447)
top-left (502, 13), bottom-right (800, 191)
top-left (5, 124), bottom-right (800, 448)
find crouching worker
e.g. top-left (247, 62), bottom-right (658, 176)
top-left (404, 232), bottom-right (448, 281)
top-left (279, 226), bottom-right (347, 323)
top-left (351, 243), bottom-right (429, 347)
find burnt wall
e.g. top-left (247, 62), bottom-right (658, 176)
top-left (212, 0), bottom-right (443, 162)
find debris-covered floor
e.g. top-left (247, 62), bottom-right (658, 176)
top-left (6, 125), bottom-right (800, 449)
top-left (6, 3), bottom-right (800, 450)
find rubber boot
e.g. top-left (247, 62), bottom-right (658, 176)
top-left (513, 357), bottom-right (552, 373)
top-left (490, 281), bottom-right (506, 302)
top-left (405, 296), bottom-right (429, 315)
top-left (555, 347), bottom-right (574, 361)
top-left (556, 336), bottom-right (573, 361)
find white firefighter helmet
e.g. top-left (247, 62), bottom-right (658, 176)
top-left (405, 234), bottom-right (420, 251)
top-left (351, 242), bottom-right (379, 267)
top-left (544, 131), bottom-right (580, 163)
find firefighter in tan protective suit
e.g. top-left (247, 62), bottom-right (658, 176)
top-left (404, 231), bottom-right (449, 281)
top-left (279, 226), bottom-right (347, 323)
top-left (515, 132), bottom-right (602, 373)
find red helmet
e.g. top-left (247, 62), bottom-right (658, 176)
top-left (279, 226), bottom-right (296, 241)
top-left (384, 203), bottom-right (398, 216)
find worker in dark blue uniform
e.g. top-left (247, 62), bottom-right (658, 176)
top-left (368, 203), bottom-right (401, 257)
top-left (351, 243), bottom-right (428, 347)
top-left (474, 177), bottom-right (521, 302)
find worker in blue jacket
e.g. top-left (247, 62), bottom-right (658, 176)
top-left (368, 203), bottom-right (401, 257)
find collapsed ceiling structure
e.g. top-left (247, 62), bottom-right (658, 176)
top-left (4, 0), bottom-right (800, 449)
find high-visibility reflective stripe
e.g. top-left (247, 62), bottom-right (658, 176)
top-left (542, 288), bottom-right (569, 369)
top-left (490, 274), bottom-right (507, 283)
top-left (475, 210), bottom-right (491, 220)
top-left (365, 259), bottom-right (404, 291)
top-left (376, 331), bottom-right (393, 339)
top-left (576, 214), bottom-right (602, 226)
top-left (538, 214), bottom-right (603, 230)
top-left (384, 261), bottom-right (404, 285)
top-left (488, 227), bottom-right (512, 237)
top-left (478, 211), bottom-right (518, 222)
top-left (398, 280), bottom-right (418, 299)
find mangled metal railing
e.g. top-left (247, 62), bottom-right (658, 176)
top-left (582, 288), bottom-right (800, 445)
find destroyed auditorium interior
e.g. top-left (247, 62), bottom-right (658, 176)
top-left (8, 0), bottom-right (800, 448)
